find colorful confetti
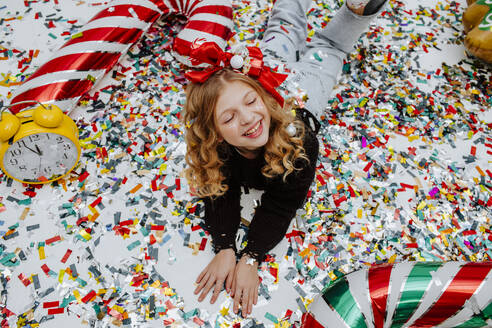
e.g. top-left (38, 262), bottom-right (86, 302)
top-left (0, 0), bottom-right (490, 327)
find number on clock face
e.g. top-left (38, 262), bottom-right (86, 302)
top-left (3, 133), bottom-right (78, 182)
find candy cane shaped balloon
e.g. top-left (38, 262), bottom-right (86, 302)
top-left (8, 0), bottom-right (233, 114)
top-left (302, 261), bottom-right (492, 328)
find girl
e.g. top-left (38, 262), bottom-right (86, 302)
top-left (182, 0), bottom-right (387, 318)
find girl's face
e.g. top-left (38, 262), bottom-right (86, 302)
top-left (214, 80), bottom-right (271, 151)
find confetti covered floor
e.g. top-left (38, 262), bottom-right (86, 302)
top-left (1, 0), bottom-right (491, 327)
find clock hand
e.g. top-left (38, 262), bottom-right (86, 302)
top-left (35, 144), bottom-right (43, 156)
top-left (23, 144), bottom-right (41, 155)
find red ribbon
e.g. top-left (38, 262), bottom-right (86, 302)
top-left (184, 42), bottom-right (288, 107)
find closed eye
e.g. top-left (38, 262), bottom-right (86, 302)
top-left (247, 97), bottom-right (256, 105)
top-left (224, 114), bottom-right (234, 123)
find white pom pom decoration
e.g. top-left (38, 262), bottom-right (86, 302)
top-left (230, 55), bottom-right (244, 69)
top-left (286, 123), bottom-right (297, 136)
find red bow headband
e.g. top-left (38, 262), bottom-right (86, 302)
top-left (184, 42), bottom-right (288, 107)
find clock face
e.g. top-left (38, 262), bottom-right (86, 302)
top-left (3, 133), bottom-right (79, 183)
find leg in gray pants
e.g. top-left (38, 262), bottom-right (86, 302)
top-left (260, 0), bottom-right (386, 119)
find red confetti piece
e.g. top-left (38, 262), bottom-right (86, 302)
top-left (90, 196), bottom-right (102, 208)
top-left (199, 238), bottom-right (207, 251)
top-left (81, 290), bottom-right (96, 303)
top-left (61, 249), bottom-right (72, 263)
top-left (150, 225), bottom-right (164, 231)
top-left (41, 264), bottom-right (51, 276)
top-left (405, 243), bottom-right (418, 248)
top-left (43, 301), bottom-right (59, 308)
top-left (149, 234), bottom-right (156, 245)
top-left (47, 308), bottom-right (64, 315)
top-left (78, 171), bottom-right (89, 182)
top-left (18, 273), bottom-right (31, 287)
top-left (363, 161), bottom-right (373, 172)
top-left (45, 235), bottom-right (61, 245)
top-left (151, 178), bottom-right (158, 191)
top-left (119, 219), bottom-right (134, 226)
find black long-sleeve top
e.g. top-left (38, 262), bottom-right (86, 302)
top-left (202, 109), bottom-right (320, 263)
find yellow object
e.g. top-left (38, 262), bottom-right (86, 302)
top-left (32, 104), bottom-right (64, 128)
top-left (38, 246), bottom-right (45, 260)
top-left (0, 104), bottom-right (80, 184)
top-left (0, 112), bottom-right (20, 142)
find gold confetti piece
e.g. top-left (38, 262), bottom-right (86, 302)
top-left (19, 207), bottom-right (30, 220)
top-left (38, 247), bottom-right (45, 260)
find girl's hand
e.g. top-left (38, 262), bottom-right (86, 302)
top-left (231, 255), bottom-right (260, 317)
top-left (195, 248), bottom-right (236, 304)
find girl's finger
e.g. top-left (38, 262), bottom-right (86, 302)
top-left (241, 290), bottom-right (249, 318)
top-left (231, 276), bottom-right (236, 298)
top-left (195, 267), bottom-right (207, 284)
top-left (194, 272), bottom-right (210, 294)
top-left (233, 288), bottom-right (241, 314)
top-left (225, 271), bottom-right (233, 294)
top-left (248, 290), bottom-right (254, 316)
top-left (244, 292), bottom-right (251, 317)
top-left (199, 278), bottom-right (216, 302)
top-left (210, 279), bottom-right (224, 304)
top-left (254, 285), bottom-right (258, 305)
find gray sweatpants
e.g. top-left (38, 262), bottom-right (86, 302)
top-left (260, 0), bottom-right (386, 119)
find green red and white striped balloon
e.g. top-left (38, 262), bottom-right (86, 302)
top-left (302, 262), bottom-right (492, 328)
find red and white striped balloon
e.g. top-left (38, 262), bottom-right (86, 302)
top-left (9, 0), bottom-right (233, 114)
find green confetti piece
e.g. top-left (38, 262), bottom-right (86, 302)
top-left (18, 198), bottom-right (32, 205)
top-left (61, 295), bottom-right (76, 308)
top-left (8, 222), bottom-right (19, 230)
top-left (183, 308), bottom-right (198, 320)
top-left (48, 32), bottom-right (57, 39)
top-left (153, 158), bottom-right (164, 168)
top-left (127, 240), bottom-right (141, 251)
top-left (0, 253), bottom-right (18, 266)
top-left (134, 155), bottom-right (145, 164)
top-left (308, 267), bottom-right (319, 278)
top-left (76, 277), bottom-right (87, 287)
top-left (140, 226), bottom-right (149, 237)
top-left (307, 217), bottom-right (320, 224)
top-left (264, 312), bottom-right (278, 324)
top-left (313, 52), bottom-right (322, 62)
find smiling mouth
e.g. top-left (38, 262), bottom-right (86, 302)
top-left (243, 120), bottom-right (262, 137)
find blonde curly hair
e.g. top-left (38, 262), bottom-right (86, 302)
top-left (183, 69), bottom-right (308, 198)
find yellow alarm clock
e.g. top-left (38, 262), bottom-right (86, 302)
top-left (0, 101), bottom-right (80, 184)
